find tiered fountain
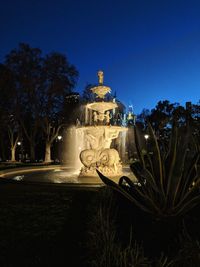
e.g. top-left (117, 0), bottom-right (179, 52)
top-left (0, 71), bottom-right (130, 184)
top-left (78, 71), bottom-right (127, 177)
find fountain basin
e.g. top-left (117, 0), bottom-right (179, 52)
top-left (0, 165), bottom-right (136, 184)
top-left (87, 101), bottom-right (117, 113)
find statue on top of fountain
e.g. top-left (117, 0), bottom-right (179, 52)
top-left (79, 70), bottom-right (127, 177)
top-left (97, 70), bottom-right (104, 84)
top-left (90, 70), bottom-right (111, 99)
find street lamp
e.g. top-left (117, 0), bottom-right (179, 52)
top-left (17, 141), bottom-right (22, 161)
top-left (57, 135), bottom-right (62, 141)
top-left (56, 135), bottom-right (63, 163)
top-left (144, 134), bottom-right (149, 152)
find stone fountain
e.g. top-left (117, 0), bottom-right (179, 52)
top-left (78, 71), bottom-right (127, 177)
top-left (1, 71), bottom-right (130, 184)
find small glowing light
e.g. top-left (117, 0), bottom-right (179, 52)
top-left (57, 135), bottom-right (62, 140)
top-left (144, 134), bottom-right (149, 140)
top-left (17, 141), bottom-right (21, 146)
top-left (79, 147), bottom-right (82, 150)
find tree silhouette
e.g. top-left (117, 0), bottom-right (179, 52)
top-left (4, 43), bottom-right (42, 161)
top-left (40, 52), bottom-right (78, 162)
top-left (0, 64), bottom-right (20, 161)
top-left (1, 43), bottom-right (78, 162)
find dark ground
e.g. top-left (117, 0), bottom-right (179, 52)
top-left (0, 180), bottom-right (98, 267)
top-left (1, 179), bottom-right (200, 267)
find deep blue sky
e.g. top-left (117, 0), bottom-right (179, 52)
top-left (0, 0), bottom-right (200, 114)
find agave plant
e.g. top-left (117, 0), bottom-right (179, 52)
top-left (97, 123), bottom-right (200, 218)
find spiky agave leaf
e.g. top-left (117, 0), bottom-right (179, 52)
top-left (97, 123), bottom-right (200, 218)
top-left (130, 158), bottom-right (159, 192)
top-left (96, 170), bottom-right (159, 214)
top-left (119, 175), bottom-right (164, 215)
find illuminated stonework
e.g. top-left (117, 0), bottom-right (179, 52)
top-left (91, 85), bottom-right (111, 99)
top-left (90, 70), bottom-right (111, 99)
top-left (79, 126), bottom-right (126, 176)
top-left (78, 71), bottom-right (127, 177)
top-left (87, 101), bottom-right (117, 114)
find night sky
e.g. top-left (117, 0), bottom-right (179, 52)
top-left (1, 0), bottom-right (200, 114)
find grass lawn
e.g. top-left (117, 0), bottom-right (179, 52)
top-left (0, 180), bottom-right (99, 267)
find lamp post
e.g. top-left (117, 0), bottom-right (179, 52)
top-left (17, 141), bottom-right (22, 162)
top-left (144, 134), bottom-right (149, 151)
top-left (57, 135), bottom-right (62, 141)
top-left (56, 135), bottom-right (63, 162)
